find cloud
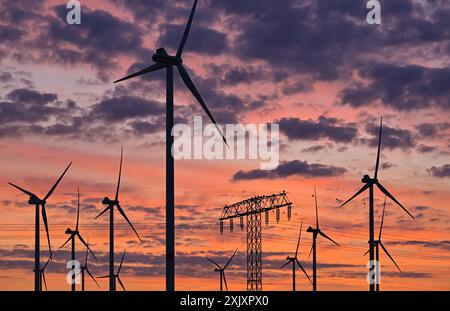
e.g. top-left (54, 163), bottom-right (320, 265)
top-left (0, 86), bottom-right (169, 141)
top-left (6, 88), bottom-right (57, 106)
top-left (278, 116), bottom-right (358, 143)
top-left (207, 64), bottom-right (279, 87)
top-left (428, 164), bottom-right (450, 178)
top-left (232, 160), bottom-right (346, 180)
top-left (416, 122), bottom-right (450, 139)
top-left (417, 144), bottom-right (437, 154)
top-left (127, 205), bottom-right (162, 216)
top-left (0, 1), bottom-right (151, 79)
top-left (158, 24), bottom-right (228, 55)
top-left (362, 123), bottom-right (415, 150)
top-left (89, 96), bottom-right (165, 122)
top-left (301, 145), bottom-right (327, 153)
top-left (0, 71), bottom-right (13, 83)
top-left (340, 64), bottom-right (450, 110)
top-left (0, 25), bottom-right (23, 42)
top-left (0, 88), bottom-right (67, 124)
top-left (328, 270), bottom-right (431, 279)
top-left (386, 240), bottom-right (450, 251)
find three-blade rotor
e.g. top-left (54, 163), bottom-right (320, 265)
top-left (339, 118), bottom-right (414, 220)
top-left (113, 0), bottom-right (228, 146)
top-left (207, 249), bottom-right (238, 291)
top-left (8, 162), bottom-right (72, 257)
top-left (364, 197), bottom-right (402, 272)
top-left (95, 147), bottom-right (142, 242)
top-left (60, 188), bottom-right (97, 260)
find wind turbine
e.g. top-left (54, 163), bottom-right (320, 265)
top-left (364, 196), bottom-right (402, 291)
top-left (95, 147), bottom-right (141, 291)
top-left (34, 257), bottom-right (51, 291)
top-left (339, 117), bottom-right (414, 291)
top-left (207, 249), bottom-right (238, 291)
top-left (79, 239), bottom-right (100, 291)
top-left (9, 162), bottom-right (72, 291)
top-left (99, 249), bottom-right (127, 291)
top-left (60, 187), bottom-right (97, 291)
top-left (113, 0), bottom-right (227, 291)
top-left (307, 187), bottom-right (339, 291)
top-left (280, 219), bottom-right (312, 291)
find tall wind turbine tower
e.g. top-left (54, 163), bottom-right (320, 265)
top-left (114, 0), bottom-right (227, 291)
top-left (340, 118), bottom-right (414, 291)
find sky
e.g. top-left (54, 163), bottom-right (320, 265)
top-left (0, 0), bottom-right (449, 291)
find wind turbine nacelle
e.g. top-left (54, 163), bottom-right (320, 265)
top-left (28, 197), bottom-right (42, 205)
top-left (362, 175), bottom-right (371, 183)
top-left (156, 48), bottom-right (168, 55)
top-left (306, 226), bottom-right (314, 233)
top-left (65, 228), bottom-right (72, 234)
top-left (102, 197), bottom-right (111, 205)
top-left (152, 49), bottom-right (182, 65)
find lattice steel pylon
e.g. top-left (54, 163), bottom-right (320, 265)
top-left (219, 191), bottom-right (292, 291)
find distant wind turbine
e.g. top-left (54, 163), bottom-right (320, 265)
top-left (60, 187), bottom-right (97, 291)
top-left (364, 196), bottom-right (402, 291)
top-left (113, 0), bottom-right (227, 291)
top-left (307, 187), bottom-right (340, 291)
top-left (207, 249), bottom-right (238, 291)
top-left (99, 249), bottom-right (127, 291)
top-left (79, 238), bottom-right (99, 291)
top-left (9, 162), bottom-right (72, 291)
top-left (339, 117), bottom-right (414, 291)
top-left (280, 219), bottom-right (312, 291)
top-left (95, 147), bottom-right (141, 291)
top-left (34, 257), bottom-right (51, 291)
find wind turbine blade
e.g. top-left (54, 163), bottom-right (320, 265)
top-left (206, 257), bottom-right (221, 270)
top-left (84, 241), bottom-right (89, 265)
top-left (176, 0), bottom-right (198, 58)
top-left (98, 275), bottom-right (110, 279)
top-left (222, 272), bottom-right (229, 291)
top-left (296, 259), bottom-right (312, 285)
top-left (8, 182), bottom-right (37, 198)
top-left (77, 233), bottom-right (97, 261)
top-left (41, 204), bottom-right (52, 256)
top-left (115, 147), bottom-right (123, 202)
top-left (380, 242), bottom-right (402, 273)
top-left (95, 204), bottom-right (111, 219)
top-left (43, 162), bottom-right (72, 201)
top-left (176, 64), bottom-right (228, 147)
top-left (374, 117), bottom-right (383, 180)
top-left (114, 63), bottom-right (166, 83)
top-left (318, 230), bottom-right (340, 246)
top-left (224, 249), bottom-right (238, 269)
top-left (117, 276), bottom-right (126, 291)
top-left (280, 261), bottom-right (290, 269)
top-left (86, 267), bottom-right (100, 288)
top-left (295, 219), bottom-right (303, 258)
top-left (60, 235), bottom-right (72, 249)
top-left (339, 184), bottom-right (370, 208)
top-left (118, 250), bottom-right (126, 274)
top-left (363, 248), bottom-right (370, 256)
top-left (307, 243), bottom-right (313, 260)
top-left (42, 271), bottom-right (48, 291)
top-left (314, 187), bottom-right (319, 228)
top-left (43, 257), bottom-right (51, 270)
top-left (76, 187), bottom-right (80, 230)
top-left (379, 196), bottom-right (387, 240)
top-left (375, 182), bottom-right (414, 219)
top-left (116, 203), bottom-right (142, 241)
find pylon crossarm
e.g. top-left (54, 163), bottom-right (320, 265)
top-left (220, 192), bottom-right (292, 220)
